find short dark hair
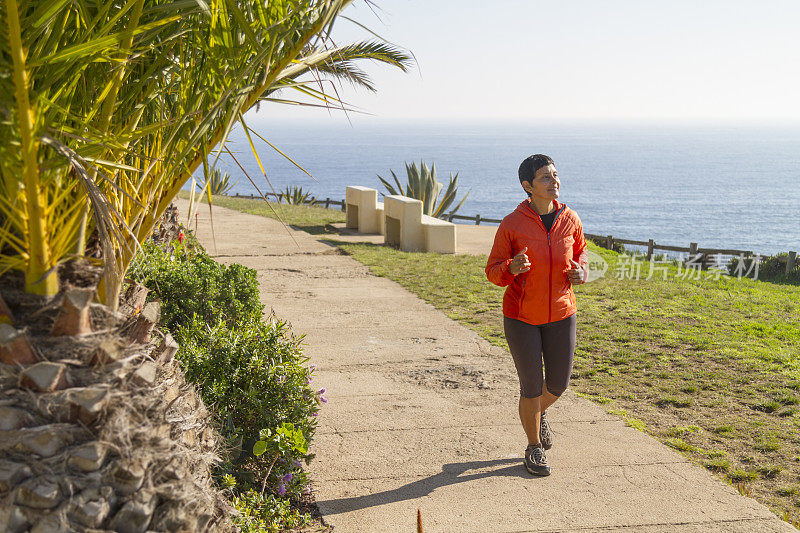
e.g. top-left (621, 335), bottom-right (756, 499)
top-left (518, 154), bottom-right (554, 186)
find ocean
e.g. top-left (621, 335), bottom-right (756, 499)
top-left (196, 120), bottom-right (800, 256)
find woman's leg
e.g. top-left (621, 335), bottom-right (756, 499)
top-left (504, 317), bottom-right (545, 445)
top-left (540, 314), bottom-right (577, 403)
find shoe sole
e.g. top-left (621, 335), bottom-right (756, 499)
top-left (542, 441), bottom-right (552, 450)
top-left (525, 463), bottom-right (551, 476)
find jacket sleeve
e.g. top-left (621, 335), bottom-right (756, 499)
top-left (486, 221), bottom-right (516, 287)
top-left (572, 215), bottom-right (589, 283)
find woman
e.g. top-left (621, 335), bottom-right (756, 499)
top-left (485, 154), bottom-right (588, 476)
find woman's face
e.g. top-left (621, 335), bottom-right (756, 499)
top-left (524, 164), bottom-right (560, 200)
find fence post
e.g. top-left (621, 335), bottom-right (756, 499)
top-left (689, 242), bottom-right (698, 256)
top-left (606, 235), bottom-right (613, 250)
top-left (475, 214), bottom-right (481, 225)
top-left (325, 197), bottom-right (330, 209)
top-left (647, 239), bottom-right (655, 260)
top-left (786, 251), bottom-right (797, 275)
top-left (341, 200), bottom-right (346, 212)
top-left (448, 212), bottom-right (454, 222)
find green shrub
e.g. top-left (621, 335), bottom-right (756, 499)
top-left (129, 240), bottom-right (263, 331)
top-left (727, 253), bottom-right (800, 283)
top-left (130, 236), bottom-right (323, 528)
top-left (232, 490), bottom-right (311, 533)
top-left (176, 315), bottom-right (319, 447)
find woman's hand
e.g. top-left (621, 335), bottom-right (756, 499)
top-left (567, 259), bottom-right (585, 284)
top-left (509, 247), bottom-right (531, 275)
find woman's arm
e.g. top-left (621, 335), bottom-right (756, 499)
top-left (486, 222), bottom-right (516, 287)
top-left (572, 216), bottom-right (589, 283)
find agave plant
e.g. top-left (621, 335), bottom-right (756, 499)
top-left (378, 161), bottom-right (470, 218)
top-left (281, 186), bottom-right (313, 205)
top-left (200, 169), bottom-right (237, 196)
top-left (0, 0), bottom-right (411, 306)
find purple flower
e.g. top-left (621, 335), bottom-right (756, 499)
top-left (277, 483), bottom-right (286, 496)
top-left (312, 412), bottom-right (318, 417)
top-left (276, 375), bottom-right (286, 385)
top-left (292, 460), bottom-right (302, 469)
top-left (310, 364), bottom-right (317, 372)
top-left (320, 396), bottom-right (327, 404)
top-left (317, 388), bottom-right (326, 395)
top-left (282, 472), bottom-right (293, 483)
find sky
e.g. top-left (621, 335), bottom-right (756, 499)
top-left (254, 0), bottom-right (800, 124)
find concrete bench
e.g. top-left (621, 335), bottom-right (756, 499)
top-left (346, 186), bottom-right (384, 235)
top-left (384, 195), bottom-right (456, 254)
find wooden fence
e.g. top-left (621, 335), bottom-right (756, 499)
top-left (228, 193), bottom-right (797, 274)
top-left (583, 232), bottom-right (798, 275)
top-left (231, 193), bottom-right (345, 210)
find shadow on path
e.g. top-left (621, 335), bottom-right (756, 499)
top-left (317, 457), bottom-right (531, 516)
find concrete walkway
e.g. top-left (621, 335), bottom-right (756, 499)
top-left (176, 200), bottom-right (793, 533)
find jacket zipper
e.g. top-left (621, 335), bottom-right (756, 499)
top-left (547, 233), bottom-right (552, 323)
top-left (545, 207), bottom-right (565, 323)
top-left (523, 203), bottom-right (566, 323)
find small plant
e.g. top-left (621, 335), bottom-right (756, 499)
top-left (753, 399), bottom-right (781, 413)
top-left (728, 469), bottom-right (758, 483)
top-left (665, 437), bottom-right (696, 452)
top-left (757, 464), bottom-right (782, 479)
top-left (702, 457), bottom-right (730, 473)
top-left (200, 168), bottom-right (238, 196)
top-left (253, 423), bottom-right (309, 496)
top-left (712, 425), bottom-right (734, 437)
top-left (655, 396), bottom-right (692, 408)
top-left (377, 160), bottom-right (470, 218)
top-left (667, 425), bottom-right (701, 437)
top-left (777, 486), bottom-right (799, 497)
top-left (754, 436), bottom-right (782, 452)
top-left (281, 185), bottom-right (313, 205)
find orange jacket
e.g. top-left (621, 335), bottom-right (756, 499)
top-left (485, 199), bottom-right (588, 326)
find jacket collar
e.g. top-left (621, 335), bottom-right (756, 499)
top-left (515, 198), bottom-right (564, 220)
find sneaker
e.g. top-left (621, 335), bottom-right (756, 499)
top-left (540, 411), bottom-right (553, 450)
top-left (524, 444), bottom-right (551, 476)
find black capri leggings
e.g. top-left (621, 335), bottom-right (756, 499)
top-left (503, 314), bottom-right (577, 398)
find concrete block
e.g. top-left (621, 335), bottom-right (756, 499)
top-left (384, 196), bottom-right (456, 253)
top-left (422, 214), bottom-right (456, 254)
top-left (384, 195), bottom-right (424, 251)
top-left (345, 186), bottom-right (384, 234)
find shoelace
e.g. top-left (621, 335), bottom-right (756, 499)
top-left (540, 413), bottom-right (551, 437)
top-left (528, 446), bottom-right (547, 464)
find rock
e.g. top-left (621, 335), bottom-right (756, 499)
top-left (0, 460), bottom-right (32, 491)
top-left (108, 490), bottom-right (158, 533)
top-left (132, 361), bottom-right (157, 386)
top-left (68, 386), bottom-right (108, 424)
top-left (0, 406), bottom-right (34, 430)
top-left (0, 324), bottom-right (39, 365)
top-left (126, 301), bottom-right (160, 344)
top-left (90, 337), bottom-right (124, 365)
top-left (69, 486), bottom-right (114, 528)
top-left (19, 362), bottom-right (70, 392)
top-left (162, 385), bottom-right (179, 405)
top-left (14, 477), bottom-right (61, 509)
top-left (68, 441), bottom-right (107, 472)
top-left (30, 512), bottom-right (69, 533)
top-left (20, 425), bottom-right (66, 457)
top-left (51, 287), bottom-right (94, 336)
top-left (109, 458), bottom-right (148, 495)
top-left (154, 333), bottom-right (179, 364)
top-left (0, 505), bottom-right (31, 533)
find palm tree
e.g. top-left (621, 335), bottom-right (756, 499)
top-left (0, 0), bottom-right (410, 306)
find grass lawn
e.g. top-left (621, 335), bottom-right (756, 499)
top-left (177, 190), bottom-right (346, 235)
top-left (198, 194), bottom-right (800, 524)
